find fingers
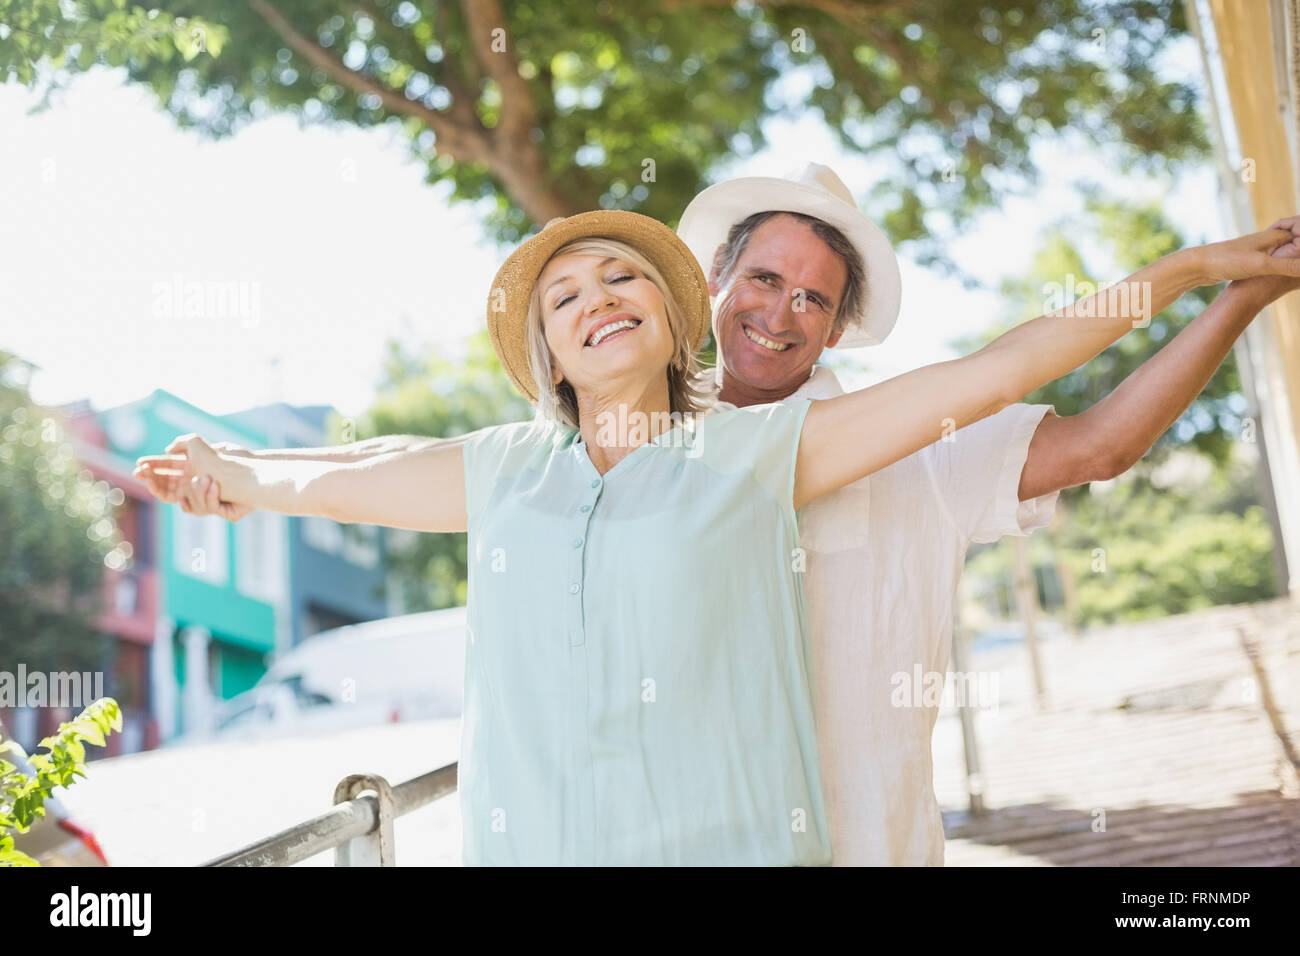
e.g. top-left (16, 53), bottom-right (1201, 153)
top-left (188, 475), bottom-right (224, 517)
top-left (132, 461), bottom-right (180, 502)
top-left (204, 475), bottom-right (222, 512)
top-left (180, 475), bottom-right (201, 515)
top-left (1253, 227), bottom-right (1298, 251)
top-left (219, 501), bottom-right (250, 523)
top-left (135, 454), bottom-right (188, 473)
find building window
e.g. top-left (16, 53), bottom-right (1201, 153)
top-left (113, 574), bottom-right (139, 615)
top-left (236, 509), bottom-right (284, 604)
top-left (302, 516), bottom-right (344, 555)
top-left (173, 512), bottom-right (228, 585)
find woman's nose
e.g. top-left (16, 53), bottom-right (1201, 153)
top-left (585, 289), bottom-right (619, 314)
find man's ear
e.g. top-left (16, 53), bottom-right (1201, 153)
top-left (706, 243), bottom-right (726, 297)
top-left (825, 326), bottom-right (845, 349)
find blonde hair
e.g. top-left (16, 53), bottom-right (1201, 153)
top-left (524, 237), bottom-right (714, 430)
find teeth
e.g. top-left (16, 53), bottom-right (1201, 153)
top-left (744, 326), bottom-right (790, 351)
top-left (587, 318), bottom-right (639, 347)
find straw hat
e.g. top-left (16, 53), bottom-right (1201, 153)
top-left (676, 163), bottom-right (902, 348)
top-left (486, 210), bottom-right (712, 403)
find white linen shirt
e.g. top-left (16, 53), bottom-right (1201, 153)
top-left (713, 364), bottom-right (1060, 865)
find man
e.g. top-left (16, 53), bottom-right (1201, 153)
top-left (674, 163), bottom-right (1300, 865)
top-left (157, 165), bottom-right (1300, 866)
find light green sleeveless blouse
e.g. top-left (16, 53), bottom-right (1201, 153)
top-left (459, 398), bottom-right (829, 865)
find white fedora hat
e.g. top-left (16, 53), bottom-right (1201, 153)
top-left (676, 162), bottom-right (902, 348)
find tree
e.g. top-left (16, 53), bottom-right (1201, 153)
top-left (3, 1), bottom-right (1208, 267)
top-left (0, 351), bottom-right (128, 675)
top-left (0, 0), bottom-right (226, 84)
top-left (331, 329), bottom-right (531, 610)
top-left (964, 453), bottom-right (1279, 628)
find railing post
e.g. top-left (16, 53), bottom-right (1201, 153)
top-left (332, 773), bottom-right (396, 866)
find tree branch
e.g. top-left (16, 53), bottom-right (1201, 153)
top-left (456, 0), bottom-right (575, 222)
top-left (458, 0), bottom-right (538, 148)
top-left (248, 0), bottom-right (489, 162)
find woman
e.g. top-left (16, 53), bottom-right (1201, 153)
top-left (135, 210), bottom-right (1300, 866)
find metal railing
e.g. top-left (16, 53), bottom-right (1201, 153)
top-left (200, 762), bottom-right (458, 866)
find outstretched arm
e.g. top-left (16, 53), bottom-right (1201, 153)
top-left (1019, 232), bottom-right (1300, 499)
top-left (186, 433), bottom-right (451, 464)
top-left (134, 434), bottom-right (471, 533)
top-left (793, 221), bottom-right (1300, 510)
top-left (158, 433), bottom-right (461, 519)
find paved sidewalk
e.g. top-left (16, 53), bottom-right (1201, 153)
top-left (934, 599), bottom-right (1300, 866)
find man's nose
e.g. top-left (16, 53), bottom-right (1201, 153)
top-left (762, 294), bottom-right (800, 333)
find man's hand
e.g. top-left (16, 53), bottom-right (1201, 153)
top-left (133, 435), bottom-right (251, 522)
top-left (1197, 216), bottom-right (1300, 286)
top-left (1223, 216), bottom-right (1300, 305)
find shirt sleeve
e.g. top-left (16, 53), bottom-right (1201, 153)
top-left (460, 421), bottom-right (540, 522)
top-left (921, 402), bottom-right (1061, 544)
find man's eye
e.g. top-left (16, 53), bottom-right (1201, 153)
top-left (755, 274), bottom-right (775, 286)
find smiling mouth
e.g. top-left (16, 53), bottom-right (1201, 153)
top-left (743, 324), bottom-right (792, 351)
top-left (586, 318), bottom-right (641, 347)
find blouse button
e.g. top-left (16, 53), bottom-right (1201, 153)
top-left (568, 583), bottom-right (580, 594)
top-left (579, 504), bottom-right (592, 513)
top-left (572, 537), bottom-right (584, 548)
top-left (590, 478), bottom-right (601, 488)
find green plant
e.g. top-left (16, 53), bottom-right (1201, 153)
top-left (0, 697), bottom-right (121, 866)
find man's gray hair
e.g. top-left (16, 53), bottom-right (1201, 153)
top-left (713, 211), bottom-right (865, 336)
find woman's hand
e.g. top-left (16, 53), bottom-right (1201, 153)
top-left (1223, 217), bottom-right (1300, 305)
top-left (133, 435), bottom-right (250, 521)
top-left (1197, 217), bottom-right (1300, 286)
top-left (167, 434), bottom-right (255, 521)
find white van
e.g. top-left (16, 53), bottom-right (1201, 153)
top-left (171, 606), bottom-right (467, 745)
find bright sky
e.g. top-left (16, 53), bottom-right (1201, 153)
top-left (0, 50), bottom-right (1223, 422)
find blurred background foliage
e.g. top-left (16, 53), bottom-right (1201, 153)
top-left (0, 352), bottom-right (126, 673)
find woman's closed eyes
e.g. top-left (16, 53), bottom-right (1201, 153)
top-left (553, 271), bottom-right (636, 310)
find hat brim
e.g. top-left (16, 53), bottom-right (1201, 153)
top-left (676, 177), bottom-right (902, 348)
top-left (487, 210), bottom-right (713, 403)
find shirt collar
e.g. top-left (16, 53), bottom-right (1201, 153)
top-left (789, 364), bottom-right (845, 401)
top-left (706, 363), bottom-right (845, 411)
